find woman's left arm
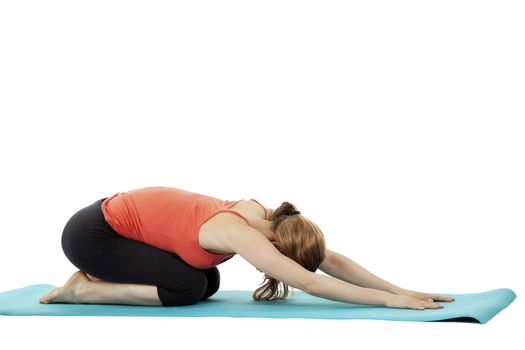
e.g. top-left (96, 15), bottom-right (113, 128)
top-left (319, 249), bottom-right (455, 302)
top-left (319, 249), bottom-right (403, 294)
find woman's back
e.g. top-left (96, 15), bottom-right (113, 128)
top-left (101, 186), bottom-right (269, 269)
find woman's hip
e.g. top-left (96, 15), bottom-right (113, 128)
top-left (61, 197), bottom-right (120, 266)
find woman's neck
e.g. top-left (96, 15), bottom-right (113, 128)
top-left (253, 218), bottom-right (275, 241)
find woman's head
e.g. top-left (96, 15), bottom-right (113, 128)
top-left (252, 201), bottom-right (326, 301)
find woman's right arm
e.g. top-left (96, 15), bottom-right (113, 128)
top-left (224, 224), bottom-right (443, 310)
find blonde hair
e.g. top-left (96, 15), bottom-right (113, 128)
top-left (252, 201), bottom-right (326, 301)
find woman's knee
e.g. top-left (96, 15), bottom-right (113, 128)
top-left (159, 272), bottom-right (208, 306)
top-left (201, 267), bottom-right (220, 300)
top-left (158, 267), bottom-right (222, 306)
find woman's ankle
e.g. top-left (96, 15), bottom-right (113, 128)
top-left (73, 279), bottom-right (95, 303)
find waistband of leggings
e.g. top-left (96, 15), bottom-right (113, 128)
top-left (94, 197), bottom-right (120, 235)
top-left (96, 197), bottom-right (109, 206)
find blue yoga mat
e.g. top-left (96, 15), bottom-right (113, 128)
top-left (0, 284), bottom-right (516, 323)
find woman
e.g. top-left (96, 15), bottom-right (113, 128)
top-left (39, 186), bottom-right (454, 309)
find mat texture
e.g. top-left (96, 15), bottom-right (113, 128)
top-left (0, 284), bottom-right (516, 323)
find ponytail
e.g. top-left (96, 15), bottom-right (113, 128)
top-left (252, 275), bottom-right (289, 301)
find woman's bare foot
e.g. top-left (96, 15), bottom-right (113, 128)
top-left (39, 270), bottom-right (91, 304)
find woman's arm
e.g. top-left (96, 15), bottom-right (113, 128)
top-left (319, 249), bottom-right (403, 294)
top-left (223, 225), bottom-right (443, 309)
top-left (320, 249), bottom-right (455, 303)
top-left (225, 225), bottom-right (392, 305)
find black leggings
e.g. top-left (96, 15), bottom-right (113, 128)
top-left (61, 198), bottom-right (220, 306)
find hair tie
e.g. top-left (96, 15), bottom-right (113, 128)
top-left (289, 210), bottom-right (301, 216)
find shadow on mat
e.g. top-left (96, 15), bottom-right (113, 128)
top-left (432, 317), bottom-right (480, 323)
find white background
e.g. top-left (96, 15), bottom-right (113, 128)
top-left (0, 0), bottom-right (523, 349)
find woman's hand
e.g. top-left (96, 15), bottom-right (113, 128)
top-left (385, 294), bottom-right (445, 310)
top-left (395, 288), bottom-right (455, 303)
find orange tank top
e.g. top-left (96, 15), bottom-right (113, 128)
top-left (100, 186), bottom-right (267, 269)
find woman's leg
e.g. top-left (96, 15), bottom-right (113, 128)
top-left (40, 270), bottom-right (163, 306)
top-left (49, 267), bottom-right (220, 306)
top-left (84, 268), bottom-right (220, 301)
top-left (201, 267), bottom-right (220, 300)
top-left (86, 273), bottom-right (102, 282)
top-left (41, 197), bottom-right (220, 306)
top-left (47, 226), bottom-right (212, 306)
